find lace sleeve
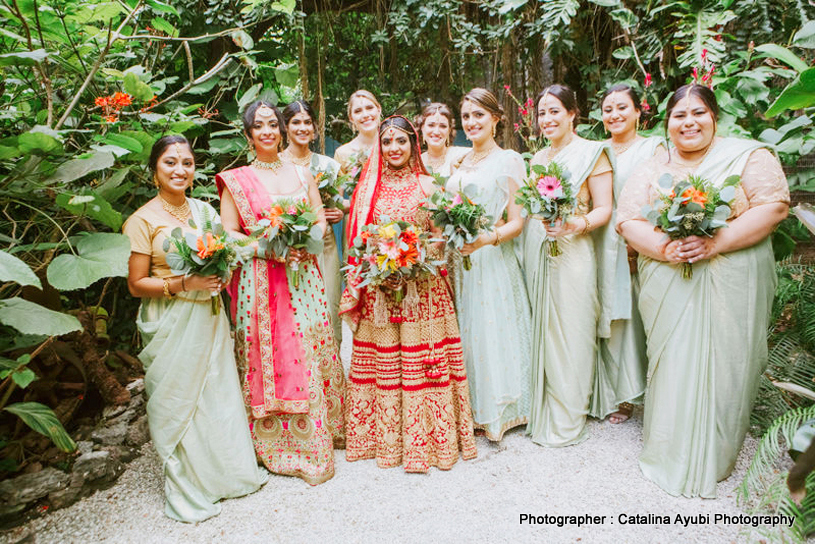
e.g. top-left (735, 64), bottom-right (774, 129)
top-left (616, 159), bottom-right (661, 227)
top-left (740, 148), bottom-right (790, 207)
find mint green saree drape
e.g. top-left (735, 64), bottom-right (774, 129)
top-left (617, 137), bottom-right (790, 497)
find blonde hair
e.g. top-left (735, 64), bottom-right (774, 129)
top-left (347, 90), bottom-right (382, 119)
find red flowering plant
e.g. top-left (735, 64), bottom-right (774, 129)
top-left (641, 173), bottom-right (740, 279)
top-left (515, 161), bottom-right (574, 256)
top-left (504, 85), bottom-right (544, 154)
top-left (691, 48), bottom-right (716, 89)
top-left (163, 207), bottom-right (253, 314)
top-left (93, 91), bottom-right (133, 124)
top-left (640, 72), bottom-right (655, 117)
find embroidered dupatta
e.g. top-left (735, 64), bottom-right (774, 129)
top-left (216, 166), bottom-right (309, 416)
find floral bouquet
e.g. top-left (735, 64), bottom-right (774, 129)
top-left (641, 173), bottom-right (739, 279)
top-left (255, 198), bottom-right (324, 289)
top-left (338, 149), bottom-right (369, 199)
top-left (515, 161), bottom-right (574, 256)
top-left (311, 160), bottom-right (346, 211)
top-left (163, 208), bottom-right (251, 314)
top-left (343, 217), bottom-right (441, 305)
top-left (422, 186), bottom-right (492, 270)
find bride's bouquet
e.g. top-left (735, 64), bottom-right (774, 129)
top-left (422, 186), bottom-right (492, 270)
top-left (515, 161), bottom-right (574, 256)
top-left (255, 198), bottom-right (324, 288)
top-left (163, 208), bottom-right (252, 314)
top-left (641, 173), bottom-right (739, 279)
top-left (343, 217), bottom-right (441, 304)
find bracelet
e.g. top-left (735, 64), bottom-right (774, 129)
top-left (492, 228), bottom-right (503, 246)
top-left (162, 277), bottom-right (174, 298)
top-left (581, 215), bottom-right (592, 235)
top-left (181, 276), bottom-right (186, 292)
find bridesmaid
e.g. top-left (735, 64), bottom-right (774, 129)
top-left (446, 88), bottom-right (533, 441)
top-left (617, 84), bottom-right (788, 497)
top-left (590, 84), bottom-right (665, 424)
top-left (217, 101), bottom-right (346, 485)
top-left (123, 136), bottom-right (266, 521)
top-left (334, 89), bottom-right (382, 181)
top-left (417, 102), bottom-right (469, 178)
top-left (280, 100), bottom-right (344, 348)
top-left (340, 115), bottom-right (477, 471)
top-left (522, 84), bottom-right (613, 447)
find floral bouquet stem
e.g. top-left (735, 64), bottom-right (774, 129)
top-left (547, 236), bottom-right (561, 257)
top-left (392, 285), bottom-right (404, 304)
top-left (210, 291), bottom-right (220, 315)
top-left (682, 262), bottom-right (693, 280)
top-left (462, 255), bottom-right (472, 271)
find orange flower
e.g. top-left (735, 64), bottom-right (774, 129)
top-left (397, 245), bottom-right (419, 267)
top-left (360, 230), bottom-right (371, 242)
top-left (196, 232), bottom-right (224, 259)
top-left (681, 187), bottom-right (708, 205)
top-left (112, 92), bottom-right (132, 108)
top-left (265, 205), bottom-right (285, 228)
top-left (104, 114), bottom-right (118, 124)
top-left (401, 229), bottom-right (418, 246)
top-left (94, 96), bottom-right (109, 108)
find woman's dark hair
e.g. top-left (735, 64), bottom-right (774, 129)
top-left (148, 135), bottom-right (192, 171)
top-left (664, 84), bottom-right (719, 133)
top-left (535, 84), bottom-right (580, 129)
top-left (242, 100), bottom-right (287, 143)
top-left (282, 100), bottom-right (316, 127)
top-left (600, 84), bottom-right (642, 112)
top-left (461, 88), bottom-right (504, 132)
top-left (379, 116), bottom-right (427, 174)
top-left (415, 102), bottom-right (457, 146)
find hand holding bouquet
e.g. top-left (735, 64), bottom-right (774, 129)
top-left (163, 207), bottom-right (252, 314)
top-left (338, 150), bottom-right (369, 199)
top-left (641, 173), bottom-right (739, 279)
top-left (515, 161), bottom-right (574, 256)
top-left (343, 217), bottom-right (441, 303)
top-left (313, 167), bottom-right (346, 211)
top-left (255, 198), bottom-right (324, 288)
top-left (422, 186), bottom-right (492, 270)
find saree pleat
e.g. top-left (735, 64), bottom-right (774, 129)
top-left (137, 292), bottom-right (267, 522)
top-left (637, 238), bottom-right (775, 498)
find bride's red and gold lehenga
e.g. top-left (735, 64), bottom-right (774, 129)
top-left (340, 120), bottom-right (477, 472)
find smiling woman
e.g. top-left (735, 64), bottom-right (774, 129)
top-left (122, 135), bottom-right (267, 522)
top-left (617, 84), bottom-right (790, 498)
top-left (417, 102), bottom-right (469, 177)
top-left (340, 115), bottom-right (477, 472)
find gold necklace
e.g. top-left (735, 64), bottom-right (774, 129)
top-left (610, 136), bottom-right (640, 156)
top-left (544, 134), bottom-right (575, 163)
top-left (282, 149), bottom-right (313, 167)
top-left (470, 144), bottom-right (497, 165)
top-left (425, 149), bottom-right (447, 170)
top-left (159, 195), bottom-right (190, 223)
top-left (252, 158), bottom-right (283, 172)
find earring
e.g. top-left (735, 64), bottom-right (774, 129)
top-left (636, 118), bottom-right (641, 133)
top-left (492, 125), bottom-right (497, 138)
top-left (153, 174), bottom-right (159, 188)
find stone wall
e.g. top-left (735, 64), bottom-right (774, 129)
top-left (0, 378), bottom-right (150, 527)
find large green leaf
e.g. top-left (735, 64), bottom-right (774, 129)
top-left (151, 17), bottom-right (178, 38)
top-left (101, 133), bottom-right (143, 154)
top-left (18, 127), bottom-right (63, 155)
top-left (0, 49), bottom-right (48, 66)
top-left (4, 402), bottom-right (76, 452)
top-left (0, 250), bottom-right (41, 289)
top-left (754, 44), bottom-right (809, 74)
top-left (0, 298), bottom-right (81, 335)
top-left (45, 151), bottom-right (115, 184)
top-left (55, 191), bottom-right (123, 230)
top-left (123, 72), bottom-right (155, 101)
top-left (766, 68), bottom-right (815, 117)
top-left (46, 233), bottom-right (130, 291)
top-left (793, 21), bottom-right (815, 49)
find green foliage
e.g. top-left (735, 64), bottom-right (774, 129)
top-left (3, 403), bottom-right (76, 453)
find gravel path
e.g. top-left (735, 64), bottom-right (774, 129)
top-left (5, 325), bottom-right (764, 543)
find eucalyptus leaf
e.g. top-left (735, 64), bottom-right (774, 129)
top-left (657, 173), bottom-right (673, 189)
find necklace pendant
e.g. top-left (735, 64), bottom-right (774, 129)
top-left (252, 158), bottom-right (284, 172)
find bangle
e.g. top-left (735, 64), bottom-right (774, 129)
top-left (181, 276), bottom-right (186, 292)
top-left (162, 278), bottom-right (174, 298)
top-left (492, 229), bottom-right (503, 246)
top-left (581, 215), bottom-right (592, 235)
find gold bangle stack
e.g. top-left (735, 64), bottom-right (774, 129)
top-left (492, 228), bottom-right (503, 246)
top-left (162, 278), bottom-right (175, 299)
